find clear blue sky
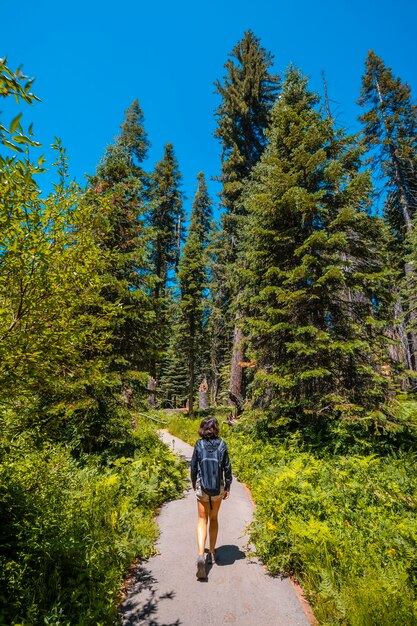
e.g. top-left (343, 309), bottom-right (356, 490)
top-left (2, 0), bottom-right (417, 218)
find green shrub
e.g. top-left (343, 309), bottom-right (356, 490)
top-left (226, 421), bottom-right (417, 626)
top-left (0, 419), bottom-right (186, 625)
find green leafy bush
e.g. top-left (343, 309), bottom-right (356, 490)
top-left (227, 419), bottom-right (417, 626)
top-left (0, 420), bottom-right (185, 625)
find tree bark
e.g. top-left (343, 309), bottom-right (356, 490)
top-left (198, 378), bottom-right (210, 409)
top-left (229, 317), bottom-right (244, 402)
top-left (212, 375), bottom-right (220, 407)
top-left (188, 352), bottom-right (195, 418)
top-left (147, 376), bottom-right (157, 409)
top-left (210, 320), bottom-right (222, 406)
top-left (387, 295), bottom-right (412, 372)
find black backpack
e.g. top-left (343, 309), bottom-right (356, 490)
top-left (199, 439), bottom-right (225, 498)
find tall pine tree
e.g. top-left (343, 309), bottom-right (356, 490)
top-left (148, 143), bottom-right (185, 381)
top-left (359, 51), bottom-right (417, 241)
top-left (190, 171), bottom-right (213, 247)
top-left (87, 99), bottom-right (154, 397)
top-left (162, 173), bottom-right (212, 415)
top-left (149, 143), bottom-right (185, 297)
top-left (206, 226), bottom-right (230, 405)
top-left (241, 67), bottom-right (394, 425)
top-left (177, 236), bottom-right (205, 416)
top-left (214, 31), bottom-right (280, 402)
top-left (359, 52), bottom-right (417, 375)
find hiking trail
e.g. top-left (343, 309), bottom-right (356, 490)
top-left (121, 431), bottom-right (314, 626)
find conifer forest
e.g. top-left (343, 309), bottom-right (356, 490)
top-left (2, 31), bottom-right (417, 625)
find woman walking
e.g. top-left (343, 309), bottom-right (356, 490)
top-left (190, 417), bottom-right (232, 579)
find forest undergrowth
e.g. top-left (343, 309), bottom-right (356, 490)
top-left (166, 406), bottom-right (417, 626)
top-left (0, 417), bottom-right (186, 626)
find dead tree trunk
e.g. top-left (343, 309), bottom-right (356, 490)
top-left (188, 363), bottom-right (195, 418)
top-left (387, 295), bottom-right (412, 374)
top-left (403, 263), bottom-right (417, 375)
top-left (212, 375), bottom-right (220, 407)
top-left (198, 378), bottom-right (210, 409)
top-left (123, 383), bottom-right (133, 406)
top-left (147, 377), bottom-right (157, 409)
top-left (229, 317), bottom-right (244, 404)
top-left (228, 391), bottom-right (244, 422)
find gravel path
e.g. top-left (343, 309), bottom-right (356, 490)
top-left (120, 430), bottom-right (312, 626)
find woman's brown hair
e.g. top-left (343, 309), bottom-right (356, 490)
top-left (198, 417), bottom-right (219, 439)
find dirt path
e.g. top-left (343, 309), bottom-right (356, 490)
top-left (120, 431), bottom-right (312, 626)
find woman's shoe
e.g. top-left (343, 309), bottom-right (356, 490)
top-left (196, 555), bottom-right (206, 579)
top-left (207, 551), bottom-right (216, 564)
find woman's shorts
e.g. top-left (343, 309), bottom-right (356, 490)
top-left (195, 480), bottom-right (225, 503)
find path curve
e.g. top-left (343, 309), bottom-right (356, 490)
top-left (121, 431), bottom-right (311, 626)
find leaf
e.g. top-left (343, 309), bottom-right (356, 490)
top-left (2, 139), bottom-right (22, 152)
top-left (13, 134), bottom-right (31, 144)
top-left (10, 113), bottom-right (22, 134)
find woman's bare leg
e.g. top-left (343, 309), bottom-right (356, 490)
top-left (209, 498), bottom-right (222, 553)
top-left (197, 500), bottom-right (210, 556)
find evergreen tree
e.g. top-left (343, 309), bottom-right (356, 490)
top-left (214, 31), bottom-right (280, 402)
top-left (359, 52), bottom-right (417, 375)
top-left (158, 323), bottom-right (189, 407)
top-left (241, 67), bottom-right (394, 424)
top-left (149, 143), bottom-right (185, 297)
top-left (359, 51), bottom-right (417, 242)
top-left (175, 173), bottom-right (212, 416)
top-left (215, 30), bottom-right (280, 220)
top-left (206, 226), bottom-right (232, 405)
top-left (189, 173), bottom-right (214, 393)
top-left (148, 144), bottom-right (185, 380)
top-left (87, 100), bottom-right (154, 396)
top-left (190, 171), bottom-right (213, 247)
top-left (93, 98), bottom-right (149, 191)
top-left (177, 234), bottom-right (204, 416)
top-left (118, 99), bottom-right (149, 164)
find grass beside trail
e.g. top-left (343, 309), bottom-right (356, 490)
top-left (164, 408), bottom-right (230, 445)
top-left (164, 408), bottom-right (417, 626)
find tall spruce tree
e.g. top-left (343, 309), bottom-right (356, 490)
top-left (359, 51), bottom-right (417, 241)
top-left (240, 67), bottom-right (394, 424)
top-left (189, 173), bottom-right (214, 399)
top-left (206, 226), bottom-right (230, 405)
top-left (159, 329), bottom-right (188, 408)
top-left (190, 171), bottom-right (213, 247)
top-left (148, 143), bottom-right (185, 381)
top-left (166, 173), bottom-right (212, 416)
top-left (149, 143), bottom-right (185, 297)
top-left (93, 98), bottom-right (149, 191)
top-left (177, 234), bottom-right (205, 416)
top-left (87, 100), bottom-right (154, 396)
top-left (214, 31), bottom-right (280, 402)
top-left (358, 52), bottom-right (417, 376)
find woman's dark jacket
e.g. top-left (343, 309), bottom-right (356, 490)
top-left (190, 437), bottom-right (233, 492)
